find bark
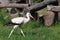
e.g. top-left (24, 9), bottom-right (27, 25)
top-left (26, 0), bottom-right (33, 6)
top-left (48, 6), bottom-right (60, 12)
top-left (58, 0), bottom-right (60, 20)
top-left (26, 0), bottom-right (56, 12)
top-left (0, 3), bottom-right (28, 8)
top-left (43, 10), bottom-right (55, 26)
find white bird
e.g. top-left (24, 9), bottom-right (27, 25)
top-left (4, 12), bottom-right (34, 38)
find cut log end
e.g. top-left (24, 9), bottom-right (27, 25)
top-left (43, 10), bottom-right (55, 26)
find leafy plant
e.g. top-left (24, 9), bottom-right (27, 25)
top-left (33, 0), bottom-right (43, 3)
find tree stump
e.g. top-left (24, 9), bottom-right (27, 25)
top-left (43, 11), bottom-right (55, 26)
top-left (43, 10), bottom-right (55, 26)
top-left (43, 5), bottom-right (55, 26)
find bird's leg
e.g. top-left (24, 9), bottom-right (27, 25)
top-left (8, 28), bottom-right (15, 38)
top-left (8, 25), bottom-right (19, 38)
top-left (20, 29), bottom-right (25, 37)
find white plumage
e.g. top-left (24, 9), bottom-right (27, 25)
top-left (11, 12), bottom-right (31, 24)
top-left (11, 17), bottom-right (24, 24)
top-left (8, 12), bottom-right (34, 38)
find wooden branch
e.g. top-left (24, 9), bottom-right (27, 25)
top-left (0, 3), bottom-right (28, 8)
top-left (27, 0), bottom-right (56, 11)
top-left (26, 0), bottom-right (33, 6)
top-left (47, 6), bottom-right (60, 12)
top-left (51, 6), bottom-right (60, 12)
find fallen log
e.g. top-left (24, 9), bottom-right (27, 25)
top-left (47, 6), bottom-right (60, 12)
top-left (27, 0), bottom-right (56, 11)
top-left (0, 3), bottom-right (28, 8)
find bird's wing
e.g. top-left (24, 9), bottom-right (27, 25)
top-left (23, 18), bottom-right (30, 24)
top-left (11, 17), bottom-right (24, 24)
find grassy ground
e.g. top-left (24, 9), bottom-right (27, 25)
top-left (0, 9), bottom-right (60, 40)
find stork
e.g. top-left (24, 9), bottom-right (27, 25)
top-left (4, 12), bottom-right (34, 38)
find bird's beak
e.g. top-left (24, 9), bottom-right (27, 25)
top-left (29, 14), bottom-right (34, 20)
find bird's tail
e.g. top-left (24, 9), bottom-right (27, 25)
top-left (3, 21), bottom-right (13, 26)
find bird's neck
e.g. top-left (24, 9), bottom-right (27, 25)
top-left (26, 16), bottom-right (30, 20)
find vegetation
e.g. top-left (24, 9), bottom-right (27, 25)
top-left (0, 0), bottom-right (59, 40)
top-left (0, 8), bottom-right (60, 40)
top-left (33, 0), bottom-right (43, 3)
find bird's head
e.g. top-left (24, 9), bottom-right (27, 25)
top-left (23, 8), bottom-right (34, 20)
top-left (26, 12), bottom-right (34, 19)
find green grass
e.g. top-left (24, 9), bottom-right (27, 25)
top-left (0, 9), bottom-right (60, 40)
top-left (0, 21), bottom-right (60, 40)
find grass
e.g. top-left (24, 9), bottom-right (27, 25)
top-left (0, 9), bottom-right (60, 40)
top-left (0, 20), bottom-right (60, 40)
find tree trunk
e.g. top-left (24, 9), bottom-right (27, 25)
top-left (58, 0), bottom-right (60, 20)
